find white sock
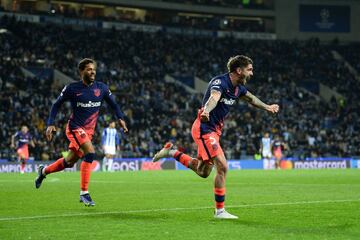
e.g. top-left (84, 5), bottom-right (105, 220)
top-left (80, 191), bottom-right (89, 195)
top-left (102, 157), bottom-right (107, 171)
top-left (216, 208), bottom-right (225, 214)
top-left (42, 167), bottom-right (47, 176)
top-left (169, 149), bottom-right (177, 158)
top-left (108, 159), bottom-right (113, 171)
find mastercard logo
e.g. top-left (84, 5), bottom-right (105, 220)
top-left (280, 160), bottom-right (293, 169)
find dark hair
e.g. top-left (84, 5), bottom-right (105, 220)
top-left (78, 58), bottom-right (96, 71)
top-left (227, 55), bottom-right (253, 72)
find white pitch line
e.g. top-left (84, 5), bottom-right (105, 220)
top-left (0, 199), bottom-right (359, 222)
top-left (0, 179), bottom-right (359, 187)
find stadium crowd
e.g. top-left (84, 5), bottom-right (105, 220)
top-left (11, 2), bottom-right (269, 33)
top-left (161, 0), bottom-right (272, 9)
top-left (0, 15), bottom-right (359, 161)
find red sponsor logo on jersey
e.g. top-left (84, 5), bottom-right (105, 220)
top-left (93, 89), bottom-right (100, 97)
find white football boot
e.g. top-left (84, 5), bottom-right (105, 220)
top-left (214, 209), bottom-right (238, 219)
top-left (152, 142), bottom-right (173, 162)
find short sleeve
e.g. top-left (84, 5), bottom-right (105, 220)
top-left (238, 85), bottom-right (247, 96)
top-left (101, 83), bottom-right (112, 98)
top-left (209, 78), bottom-right (224, 94)
top-left (58, 85), bottom-right (71, 100)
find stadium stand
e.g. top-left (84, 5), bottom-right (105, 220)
top-left (0, 14), bottom-right (359, 161)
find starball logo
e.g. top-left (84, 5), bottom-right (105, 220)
top-left (316, 8), bottom-right (334, 29)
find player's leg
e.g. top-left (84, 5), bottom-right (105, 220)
top-left (275, 156), bottom-right (281, 169)
top-left (213, 153), bottom-right (238, 219)
top-left (79, 141), bottom-right (96, 206)
top-left (35, 126), bottom-right (84, 189)
top-left (153, 117), bottom-right (214, 178)
top-left (44, 150), bottom-right (79, 175)
top-left (263, 152), bottom-right (271, 169)
top-left (17, 148), bottom-right (26, 174)
top-left (153, 142), bottom-right (211, 177)
top-left (196, 160), bottom-right (213, 178)
top-left (102, 155), bottom-right (108, 172)
top-left (273, 151), bottom-right (280, 169)
top-left (172, 150), bottom-right (213, 177)
top-left (35, 149), bottom-right (80, 189)
top-left (107, 154), bottom-right (114, 172)
top-left (19, 157), bottom-right (26, 174)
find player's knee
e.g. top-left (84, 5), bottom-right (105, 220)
top-left (216, 164), bottom-right (228, 176)
top-left (63, 159), bottom-right (75, 168)
top-left (199, 170), bottom-right (210, 178)
top-left (198, 165), bottom-right (212, 178)
top-left (65, 154), bottom-right (79, 167)
top-left (83, 152), bottom-right (95, 163)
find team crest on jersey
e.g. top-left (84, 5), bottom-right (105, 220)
top-left (93, 89), bottom-right (101, 97)
top-left (212, 144), bottom-right (218, 151)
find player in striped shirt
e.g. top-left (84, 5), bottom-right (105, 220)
top-left (260, 132), bottom-right (272, 160)
top-left (101, 121), bottom-right (120, 172)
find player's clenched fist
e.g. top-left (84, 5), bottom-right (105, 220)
top-left (266, 104), bottom-right (279, 114)
top-left (200, 111), bottom-right (210, 122)
top-left (46, 126), bottom-right (56, 141)
top-left (119, 119), bottom-right (128, 133)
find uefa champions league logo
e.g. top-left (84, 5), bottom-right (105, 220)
top-left (316, 8), bottom-right (334, 29)
top-left (320, 9), bottom-right (330, 23)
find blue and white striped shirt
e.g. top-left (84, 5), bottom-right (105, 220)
top-left (101, 128), bottom-right (120, 147)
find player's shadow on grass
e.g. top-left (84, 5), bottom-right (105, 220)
top-left (208, 219), bottom-right (257, 225)
top-left (213, 219), bottom-right (354, 235)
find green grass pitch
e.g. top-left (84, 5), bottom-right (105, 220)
top-left (0, 169), bottom-right (359, 239)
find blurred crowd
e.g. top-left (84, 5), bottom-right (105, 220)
top-left (0, 15), bottom-right (359, 161)
top-left (8, 0), bottom-right (269, 33)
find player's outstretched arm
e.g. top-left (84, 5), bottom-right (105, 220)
top-left (103, 85), bottom-right (128, 133)
top-left (240, 91), bottom-right (279, 114)
top-left (10, 133), bottom-right (17, 148)
top-left (201, 90), bottom-right (221, 122)
top-left (47, 85), bottom-right (69, 131)
top-left (118, 119), bottom-right (128, 133)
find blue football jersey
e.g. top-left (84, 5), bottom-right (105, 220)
top-left (200, 73), bottom-right (247, 135)
top-left (47, 81), bottom-right (125, 134)
top-left (14, 131), bottom-right (32, 149)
